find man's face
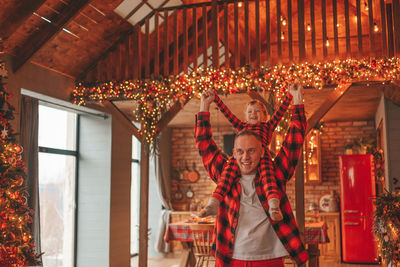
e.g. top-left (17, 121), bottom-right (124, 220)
top-left (233, 135), bottom-right (265, 175)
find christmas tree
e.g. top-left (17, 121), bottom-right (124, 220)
top-left (0, 62), bottom-right (40, 266)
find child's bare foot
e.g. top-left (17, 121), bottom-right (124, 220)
top-left (268, 198), bottom-right (283, 221)
top-left (269, 207), bottom-right (283, 221)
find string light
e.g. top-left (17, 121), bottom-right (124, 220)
top-left (374, 22), bottom-right (379, 32)
top-left (72, 58), bottom-right (400, 146)
top-left (307, 24), bottom-right (311, 31)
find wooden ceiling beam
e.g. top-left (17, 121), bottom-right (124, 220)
top-left (12, 0), bottom-right (90, 72)
top-left (386, 80), bottom-right (400, 106)
top-left (0, 0), bottom-right (46, 41)
top-left (155, 98), bottom-right (190, 134)
top-left (247, 91), bottom-right (269, 107)
top-left (306, 83), bottom-right (352, 134)
top-left (102, 101), bottom-right (142, 142)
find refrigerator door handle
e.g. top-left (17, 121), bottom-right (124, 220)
top-left (344, 210), bottom-right (359, 213)
top-left (344, 222), bottom-right (360, 226)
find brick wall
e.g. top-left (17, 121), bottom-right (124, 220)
top-left (170, 120), bottom-right (376, 211)
top-left (170, 126), bottom-right (236, 210)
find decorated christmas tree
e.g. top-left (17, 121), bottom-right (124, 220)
top-left (0, 62), bottom-right (40, 266)
top-left (373, 190), bottom-right (400, 266)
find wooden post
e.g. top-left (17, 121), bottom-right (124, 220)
top-left (234, 2), bottom-right (239, 68)
top-left (164, 10), bottom-right (169, 76)
top-left (255, 0), bottom-right (261, 67)
top-left (392, 0), bottom-right (400, 56)
top-left (173, 10), bottom-right (179, 75)
top-left (183, 8), bottom-right (188, 73)
top-left (345, 0), bottom-right (351, 55)
top-left (368, 0), bottom-right (374, 56)
top-left (288, 0), bottom-right (293, 60)
top-left (245, 1), bottom-right (250, 64)
top-left (193, 7), bottom-right (198, 70)
top-left (322, 0), bottom-right (327, 57)
top-left (129, 34), bottom-right (134, 79)
top-left (154, 12), bottom-right (160, 76)
top-left (137, 25), bottom-right (142, 79)
top-left (138, 142), bottom-right (149, 267)
top-left (224, 3), bottom-right (230, 67)
top-left (356, 0), bottom-right (363, 54)
top-left (380, 0), bottom-right (387, 56)
top-left (212, 0), bottom-right (219, 69)
top-left (310, 0), bottom-right (316, 57)
top-left (202, 5), bottom-right (208, 68)
top-left (387, 3), bottom-right (394, 57)
top-left (333, 0), bottom-right (339, 56)
top-left (277, 0), bottom-right (282, 57)
top-left (145, 18), bottom-right (150, 78)
top-left (266, 0), bottom-right (271, 59)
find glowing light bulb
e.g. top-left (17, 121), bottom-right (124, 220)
top-left (374, 22), bottom-right (379, 32)
top-left (307, 24), bottom-right (311, 31)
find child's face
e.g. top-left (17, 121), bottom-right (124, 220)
top-left (245, 103), bottom-right (266, 124)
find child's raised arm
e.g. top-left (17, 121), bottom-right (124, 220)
top-left (266, 91), bottom-right (293, 132)
top-left (214, 93), bottom-right (245, 131)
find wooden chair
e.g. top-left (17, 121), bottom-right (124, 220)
top-left (189, 223), bottom-right (215, 267)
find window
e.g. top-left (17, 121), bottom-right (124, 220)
top-left (131, 136), bottom-right (141, 256)
top-left (38, 105), bottom-right (78, 267)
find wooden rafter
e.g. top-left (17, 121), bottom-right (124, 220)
top-left (0, 0), bottom-right (46, 40)
top-left (247, 91), bottom-right (269, 107)
top-left (102, 101), bottom-right (142, 142)
top-left (386, 80), bottom-right (400, 106)
top-left (12, 0), bottom-right (90, 72)
top-left (306, 83), bottom-right (352, 134)
top-left (155, 98), bottom-right (190, 134)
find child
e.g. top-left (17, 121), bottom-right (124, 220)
top-left (199, 86), bottom-right (294, 221)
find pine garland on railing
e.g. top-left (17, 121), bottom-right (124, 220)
top-left (72, 57), bottom-right (400, 146)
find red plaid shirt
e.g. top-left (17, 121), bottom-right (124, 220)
top-left (214, 93), bottom-right (292, 148)
top-left (195, 105), bottom-right (308, 266)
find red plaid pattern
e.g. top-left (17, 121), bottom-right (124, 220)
top-left (195, 104), bottom-right (308, 266)
top-left (212, 93), bottom-right (292, 203)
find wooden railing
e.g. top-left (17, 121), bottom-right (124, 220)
top-left (79, 0), bottom-right (400, 82)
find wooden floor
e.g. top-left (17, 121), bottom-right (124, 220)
top-left (131, 254), bottom-right (382, 267)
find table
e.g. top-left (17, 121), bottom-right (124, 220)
top-left (165, 221), bottom-right (329, 267)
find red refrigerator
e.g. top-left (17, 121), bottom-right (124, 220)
top-left (339, 154), bottom-right (379, 263)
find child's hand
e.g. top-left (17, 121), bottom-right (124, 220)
top-left (288, 83), bottom-right (304, 105)
top-left (200, 89), bottom-right (216, 112)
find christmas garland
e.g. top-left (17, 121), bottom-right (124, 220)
top-left (72, 57), bottom-right (400, 145)
top-left (373, 190), bottom-right (400, 265)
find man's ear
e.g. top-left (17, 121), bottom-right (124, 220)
top-left (261, 147), bottom-right (265, 158)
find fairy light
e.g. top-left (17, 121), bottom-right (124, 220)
top-left (72, 58), bottom-right (400, 146)
top-left (374, 22), bottom-right (379, 32)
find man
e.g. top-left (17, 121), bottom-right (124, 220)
top-left (195, 85), bottom-right (308, 266)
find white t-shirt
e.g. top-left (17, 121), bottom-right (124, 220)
top-left (232, 174), bottom-right (289, 260)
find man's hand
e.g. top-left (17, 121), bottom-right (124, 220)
top-left (288, 83), bottom-right (304, 105)
top-left (197, 197), bottom-right (219, 217)
top-left (200, 89), bottom-right (216, 112)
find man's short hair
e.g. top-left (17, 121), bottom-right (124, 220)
top-left (234, 129), bottom-right (263, 144)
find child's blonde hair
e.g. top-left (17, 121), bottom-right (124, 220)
top-left (246, 100), bottom-right (267, 117)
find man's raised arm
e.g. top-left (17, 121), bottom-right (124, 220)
top-left (274, 84), bottom-right (307, 185)
top-left (195, 90), bottom-right (228, 184)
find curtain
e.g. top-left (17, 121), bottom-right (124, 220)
top-left (154, 128), bottom-right (173, 253)
top-left (20, 96), bottom-right (42, 262)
